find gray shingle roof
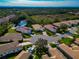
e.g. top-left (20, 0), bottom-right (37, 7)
top-left (31, 35), bottom-right (61, 44)
top-left (0, 33), bottom-right (23, 42)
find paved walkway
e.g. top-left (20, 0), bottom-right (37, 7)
top-left (18, 42), bottom-right (32, 46)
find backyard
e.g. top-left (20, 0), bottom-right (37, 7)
top-left (8, 28), bottom-right (17, 33)
top-left (45, 29), bottom-right (55, 36)
top-left (72, 34), bottom-right (79, 38)
top-left (59, 38), bottom-right (73, 45)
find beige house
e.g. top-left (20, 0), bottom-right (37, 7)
top-left (58, 44), bottom-right (79, 59)
top-left (42, 47), bottom-right (65, 59)
top-left (15, 51), bottom-right (30, 59)
top-left (74, 38), bottom-right (79, 45)
top-left (53, 20), bottom-right (79, 27)
top-left (32, 24), bottom-right (44, 31)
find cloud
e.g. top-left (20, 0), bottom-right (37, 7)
top-left (0, 0), bottom-right (79, 7)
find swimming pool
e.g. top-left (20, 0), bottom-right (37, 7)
top-left (18, 20), bottom-right (27, 27)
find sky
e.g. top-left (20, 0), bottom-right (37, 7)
top-left (0, 0), bottom-right (79, 7)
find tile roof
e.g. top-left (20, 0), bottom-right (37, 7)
top-left (32, 24), bottom-right (44, 31)
top-left (44, 24), bottom-right (57, 32)
top-left (0, 14), bottom-right (16, 24)
top-left (0, 33), bottom-right (22, 42)
top-left (49, 48), bottom-right (65, 59)
top-left (42, 54), bottom-right (50, 59)
top-left (0, 42), bottom-right (22, 54)
top-left (31, 35), bottom-right (61, 44)
top-left (58, 44), bottom-right (79, 59)
top-left (15, 51), bottom-right (30, 59)
top-left (74, 38), bottom-right (79, 45)
top-left (53, 20), bottom-right (79, 27)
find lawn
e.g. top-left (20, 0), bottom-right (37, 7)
top-left (8, 56), bottom-right (16, 59)
top-left (49, 43), bottom-right (57, 48)
top-left (23, 44), bottom-right (32, 50)
top-left (45, 29), bottom-right (55, 36)
top-left (59, 38), bottom-right (73, 45)
top-left (23, 34), bottom-right (31, 38)
top-left (34, 55), bottom-right (40, 59)
top-left (8, 28), bottom-right (17, 33)
top-left (32, 30), bottom-right (43, 35)
top-left (72, 34), bottom-right (79, 38)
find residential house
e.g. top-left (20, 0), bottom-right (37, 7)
top-left (49, 48), bottom-right (65, 59)
top-left (58, 44), bottom-right (79, 59)
top-left (74, 38), bottom-right (79, 45)
top-left (53, 20), bottom-right (79, 27)
top-left (68, 27), bottom-right (78, 34)
top-left (31, 35), bottom-right (61, 44)
top-left (15, 51), bottom-right (30, 59)
top-left (42, 47), bottom-right (65, 59)
top-left (0, 33), bottom-right (23, 42)
top-left (0, 42), bottom-right (22, 58)
top-left (32, 24), bottom-right (44, 31)
top-left (44, 24), bottom-right (57, 33)
top-left (16, 26), bottom-right (32, 34)
top-left (0, 14), bottom-right (16, 24)
top-left (42, 54), bottom-right (50, 59)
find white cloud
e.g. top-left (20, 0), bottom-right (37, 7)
top-left (0, 0), bottom-right (79, 7)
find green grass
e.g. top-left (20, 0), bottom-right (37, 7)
top-left (34, 55), bottom-right (40, 59)
top-left (23, 34), bottom-right (31, 38)
top-left (23, 44), bottom-right (32, 50)
top-left (45, 29), bottom-right (55, 36)
top-left (32, 30), bottom-right (43, 35)
top-left (8, 56), bottom-right (15, 59)
top-left (49, 43), bottom-right (57, 48)
top-left (8, 28), bottom-right (17, 33)
top-left (72, 34), bottom-right (79, 38)
top-left (59, 38), bottom-right (73, 45)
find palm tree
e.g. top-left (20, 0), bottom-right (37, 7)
top-left (34, 38), bottom-right (48, 59)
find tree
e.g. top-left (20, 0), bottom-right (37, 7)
top-left (57, 23), bottom-right (68, 34)
top-left (34, 38), bottom-right (48, 59)
top-left (0, 24), bottom-right (8, 36)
